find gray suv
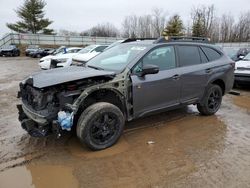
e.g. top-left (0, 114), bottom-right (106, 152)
top-left (17, 37), bottom-right (235, 150)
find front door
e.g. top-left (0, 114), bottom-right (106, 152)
top-left (130, 45), bottom-right (181, 118)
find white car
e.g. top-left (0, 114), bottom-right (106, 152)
top-left (39, 47), bottom-right (82, 69)
top-left (234, 53), bottom-right (250, 85)
top-left (72, 45), bottom-right (108, 65)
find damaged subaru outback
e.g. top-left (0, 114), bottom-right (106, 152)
top-left (17, 37), bottom-right (235, 150)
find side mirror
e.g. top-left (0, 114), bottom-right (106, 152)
top-left (140, 64), bottom-right (159, 77)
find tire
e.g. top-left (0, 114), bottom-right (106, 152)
top-left (197, 84), bottom-right (223, 116)
top-left (76, 102), bottom-right (125, 150)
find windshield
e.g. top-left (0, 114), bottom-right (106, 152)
top-left (53, 47), bottom-right (66, 55)
top-left (243, 53), bottom-right (250, 61)
top-left (78, 45), bottom-right (97, 54)
top-left (86, 44), bottom-right (148, 72)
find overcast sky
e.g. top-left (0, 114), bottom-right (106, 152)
top-left (0, 0), bottom-right (249, 37)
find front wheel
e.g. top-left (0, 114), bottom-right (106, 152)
top-left (197, 84), bottom-right (223, 115)
top-left (76, 102), bottom-right (125, 150)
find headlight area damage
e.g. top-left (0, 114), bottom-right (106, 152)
top-left (16, 67), bottom-right (120, 138)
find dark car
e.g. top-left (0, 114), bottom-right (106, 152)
top-left (25, 45), bottom-right (40, 56)
top-left (17, 36), bottom-right (234, 150)
top-left (0, 45), bottom-right (20, 57)
top-left (223, 47), bottom-right (250, 62)
top-left (30, 48), bottom-right (54, 58)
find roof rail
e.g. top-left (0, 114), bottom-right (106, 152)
top-left (154, 36), bottom-right (211, 44)
top-left (122, 38), bottom-right (157, 43)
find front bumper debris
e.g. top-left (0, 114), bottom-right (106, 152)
top-left (17, 104), bottom-right (50, 137)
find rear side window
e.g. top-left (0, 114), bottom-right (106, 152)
top-left (201, 47), bottom-right (221, 61)
top-left (199, 48), bottom-right (208, 63)
top-left (177, 46), bottom-right (201, 67)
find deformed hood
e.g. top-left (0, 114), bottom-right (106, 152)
top-left (27, 66), bottom-right (115, 88)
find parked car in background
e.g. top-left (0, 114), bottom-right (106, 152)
top-left (72, 45), bottom-right (109, 66)
top-left (25, 45), bottom-right (40, 56)
top-left (39, 47), bottom-right (82, 69)
top-left (30, 48), bottom-right (54, 58)
top-left (223, 47), bottom-right (250, 61)
top-left (104, 38), bottom-right (156, 51)
top-left (17, 36), bottom-right (234, 150)
top-left (234, 52), bottom-right (250, 86)
top-left (0, 45), bottom-right (20, 57)
top-left (39, 46), bottom-right (67, 67)
top-left (104, 40), bottom-right (127, 51)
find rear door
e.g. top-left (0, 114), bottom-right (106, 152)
top-left (131, 45), bottom-right (182, 117)
top-left (176, 45), bottom-right (209, 103)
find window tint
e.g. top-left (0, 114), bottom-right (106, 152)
top-left (201, 47), bottom-right (221, 61)
top-left (94, 46), bottom-right (108, 52)
top-left (178, 46), bottom-right (201, 66)
top-left (142, 46), bottom-right (176, 70)
top-left (199, 48), bottom-right (208, 63)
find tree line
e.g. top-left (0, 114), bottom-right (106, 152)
top-left (7, 0), bottom-right (250, 42)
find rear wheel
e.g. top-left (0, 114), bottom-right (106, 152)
top-left (197, 84), bottom-right (222, 115)
top-left (76, 102), bottom-right (125, 150)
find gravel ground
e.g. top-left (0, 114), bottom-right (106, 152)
top-left (0, 57), bottom-right (250, 188)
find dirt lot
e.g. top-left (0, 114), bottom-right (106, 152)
top-left (0, 57), bottom-right (250, 188)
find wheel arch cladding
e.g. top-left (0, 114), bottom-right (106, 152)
top-left (211, 79), bottom-right (225, 95)
top-left (73, 88), bottom-right (126, 125)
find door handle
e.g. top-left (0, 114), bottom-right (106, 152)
top-left (172, 74), bottom-right (180, 80)
top-left (206, 68), bottom-right (212, 73)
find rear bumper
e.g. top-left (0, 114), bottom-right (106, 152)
top-left (234, 73), bottom-right (250, 84)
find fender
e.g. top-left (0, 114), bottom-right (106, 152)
top-left (68, 69), bottom-right (132, 119)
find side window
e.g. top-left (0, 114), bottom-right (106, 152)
top-left (199, 47), bottom-right (208, 63)
top-left (94, 46), bottom-right (108, 52)
top-left (135, 46), bottom-right (176, 72)
top-left (177, 46), bottom-right (201, 67)
top-left (201, 47), bottom-right (221, 62)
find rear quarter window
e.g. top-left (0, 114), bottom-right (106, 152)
top-left (201, 47), bottom-right (222, 62)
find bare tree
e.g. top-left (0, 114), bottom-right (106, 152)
top-left (220, 14), bottom-right (234, 42)
top-left (82, 22), bottom-right (119, 37)
top-left (121, 8), bottom-right (167, 38)
top-left (235, 12), bottom-right (250, 42)
top-left (58, 29), bottom-right (80, 36)
top-left (151, 8), bottom-right (167, 37)
top-left (137, 15), bottom-right (153, 38)
top-left (121, 15), bottom-right (138, 38)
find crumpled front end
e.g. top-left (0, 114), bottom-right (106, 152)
top-left (16, 69), bottom-right (115, 137)
top-left (17, 81), bottom-right (64, 137)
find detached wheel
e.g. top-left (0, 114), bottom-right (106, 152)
top-left (77, 102), bottom-right (125, 150)
top-left (197, 84), bottom-right (222, 115)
